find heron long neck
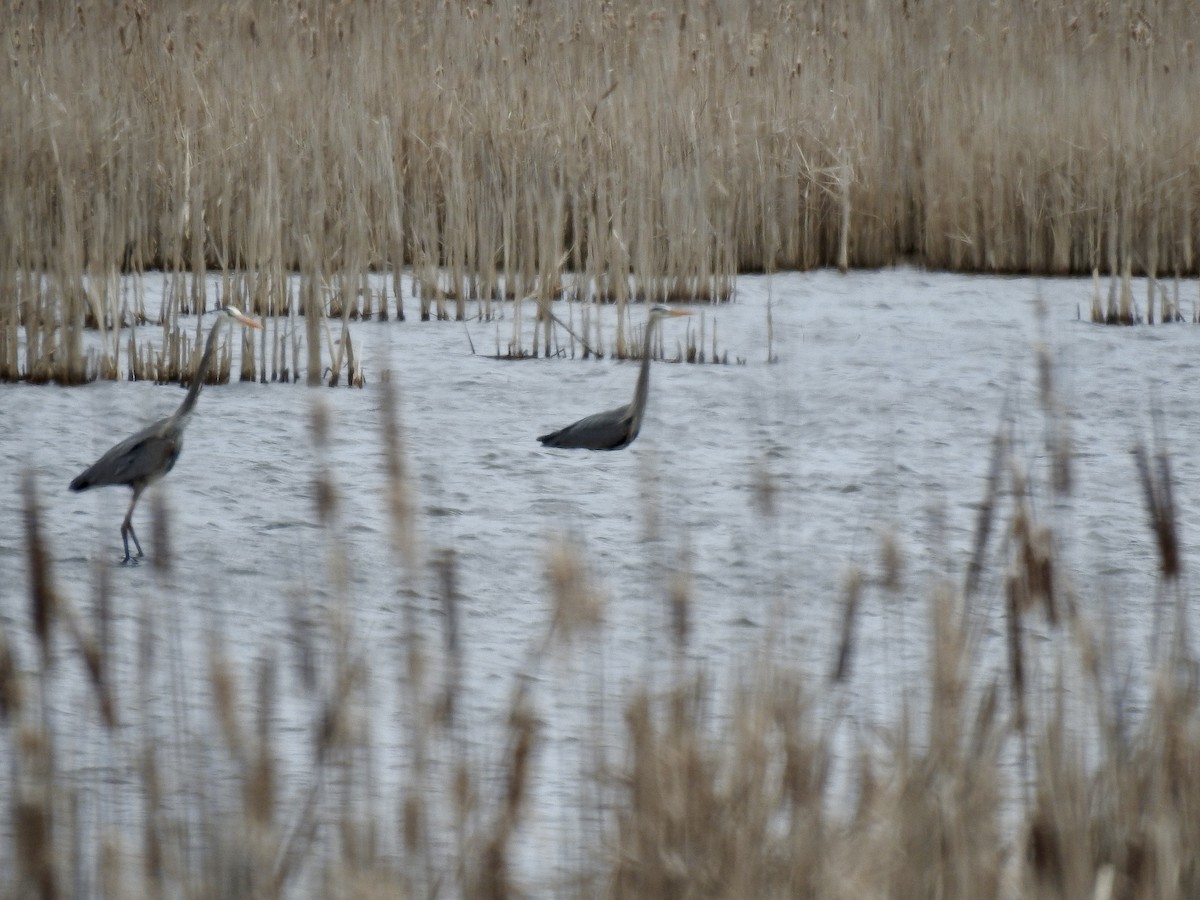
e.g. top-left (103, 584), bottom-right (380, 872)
top-left (174, 317), bottom-right (225, 422)
top-left (628, 314), bottom-right (660, 430)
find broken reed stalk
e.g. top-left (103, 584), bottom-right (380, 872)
top-left (0, 626), bottom-right (19, 723)
top-left (1034, 339), bottom-right (1074, 496)
top-left (62, 601), bottom-right (117, 732)
top-left (21, 472), bottom-right (57, 667)
top-left (435, 548), bottom-right (462, 728)
top-left (1133, 437), bottom-right (1190, 664)
top-left (668, 546), bottom-right (693, 654)
top-left (831, 566), bottom-right (863, 684)
top-left (379, 380), bottom-right (418, 574)
top-left (964, 417), bottom-right (1007, 599)
top-left (1132, 441), bottom-right (1181, 583)
top-left (474, 687), bottom-right (538, 899)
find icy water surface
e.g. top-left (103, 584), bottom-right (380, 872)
top-left (1, 267), bottom-right (1198, 885)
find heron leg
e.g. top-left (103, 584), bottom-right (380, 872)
top-left (120, 487), bottom-right (145, 565)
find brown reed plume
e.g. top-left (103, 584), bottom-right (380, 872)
top-left (543, 536), bottom-right (605, 653)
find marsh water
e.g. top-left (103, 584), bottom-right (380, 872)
top-left (1, 268), bottom-right (1197, 885)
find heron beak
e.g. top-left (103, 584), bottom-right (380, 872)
top-left (233, 310), bottom-right (263, 329)
top-left (668, 309), bottom-right (693, 317)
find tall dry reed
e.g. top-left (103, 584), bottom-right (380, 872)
top-left (2, 0), bottom-right (1198, 377)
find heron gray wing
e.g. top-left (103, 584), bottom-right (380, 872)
top-left (537, 404), bottom-right (635, 451)
top-left (70, 417), bottom-right (182, 490)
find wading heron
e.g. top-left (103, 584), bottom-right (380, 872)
top-left (538, 304), bottom-right (692, 450)
top-left (70, 305), bottom-right (262, 563)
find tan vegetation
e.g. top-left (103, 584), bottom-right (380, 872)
top-left (2, 0), bottom-right (1199, 380)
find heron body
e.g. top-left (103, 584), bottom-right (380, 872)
top-left (538, 402), bottom-right (642, 451)
top-left (538, 304), bottom-right (691, 451)
top-left (70, 417), bottom-right (185, 494)
top-left (70, 306), bottom-right (261, 563)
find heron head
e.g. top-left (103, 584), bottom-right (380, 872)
top-left (216, 305), bottom-right (263, 329)
top-left (649, 304), bottom-right (693, 319)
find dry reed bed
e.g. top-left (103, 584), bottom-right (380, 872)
top-left (2, 0), bottom-right (1199, 380)
top-left (7, 357), bottom-right (1200, 897)
top-left (7, 269), bottom-right (728, 385)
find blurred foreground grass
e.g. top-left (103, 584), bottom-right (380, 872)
top-left (6, 366), bottom-right (1200, 899)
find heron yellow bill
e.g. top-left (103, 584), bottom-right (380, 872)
top-left (232, 309), bottom-right (263, 329)
top-left (219, 305), bottom-right (264, 329)
top-left (649, 304), bottom-right (694, 318)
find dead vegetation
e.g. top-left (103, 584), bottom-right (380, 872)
top-left (2, 0), bottom-right (1199, 379)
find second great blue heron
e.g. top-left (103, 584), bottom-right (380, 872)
top-left (537, 304), bottom-right (692, 451)
top-left (70, 305), bottom-right (262, 564)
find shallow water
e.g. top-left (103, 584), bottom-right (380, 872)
top-left (1, 267), bottom-right (1197, 886)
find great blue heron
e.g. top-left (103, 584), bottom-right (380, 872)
top-left (70, 305), bottom-right (262, 563)
top-left (538, 304), bottom-right (692, 450)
